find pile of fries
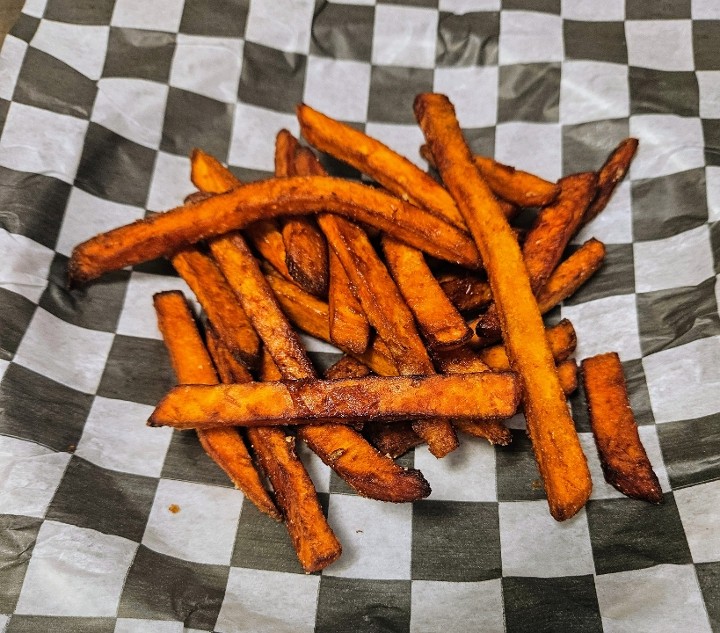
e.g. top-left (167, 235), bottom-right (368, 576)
top-left (68, 94), bottom-right (662, 573)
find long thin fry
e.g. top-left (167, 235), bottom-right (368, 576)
top-left (152, 291), bottom-right (280, 521)
top-left (415, 93), bottom-right (591, 520)
top-left (584, 138), bottom-right (638, 225)
top-left (472, 155), bottom-right (561, 208)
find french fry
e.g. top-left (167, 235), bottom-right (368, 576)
top-left (364, 421), bottom-right (425, 458)
top-left (438, 270), bottom-right (493, 314)
top-left (169, 248), bottom-right (260, 368)
top-left (582, 352), bottom-right (663, 504)
top-left (452, 420), bottom-right (513, 445)
top-left (557, 358), bottom-right (578, 397)
top-left (472, 155), bottom-right (561, 208)
top-left (584, 138), bottom-right (638, 226)
top-left (415, 93), bottom-right (591, 520)
top-left (324, 355), bottom-right (372, 380)
top-left (152, 291), bottom-right (280, 521)
top-left (69, 176), bottom-right (480, 285)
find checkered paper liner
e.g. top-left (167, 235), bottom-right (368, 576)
top-left (0, 0), bottom-right (719, 631)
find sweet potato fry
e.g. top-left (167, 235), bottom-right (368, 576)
top-left (365, 421), bottom-right (425, 459)
top-left (557, 358), bottom-right (578, 397)
top-left (69, 176), bottom-right (480, 285)
top-left (327, 250), bottom-right (370, 354)
top-left (382, 236), bottom-right (472, 350)
top-left (433, 344), bottom-right (490, 374)
top-left (438, 270), bottom-right (493, 314)
top-left (152, 291), bottom-right (280, 521)
top-left (584, 138), bottom-right (638, 226)
top-left (415, 93), bottom-right (591, 520)
top-left (324, 355), bottom-right (372, 380)
top-left (472, 155), bottom-right (561, 208)
top-left (453, 419), bottom-right (512, 445)
top-left (170, 248), bottom-right (260, 368)
top-left (582, 352), bottom-right (663, 503)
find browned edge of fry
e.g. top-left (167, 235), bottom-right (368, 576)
top-left (438, 270), bottom-right (493, 314)
top-left (557, 359), bottom-right (578, 397)
top-left (473, 155), bottom-right (561, 208)
top-left (584, 138), bottom-right (638, 225)
top-left (364, 421), bottom-right (425, 459)
top-left (324, 355), bottom-right (372, 380)
top-left (453, 419), bottom-right (513, 445)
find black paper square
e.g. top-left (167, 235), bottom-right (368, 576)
top-left (502, 0), bottom-right (559, 12)
top-left (97, 335), bottom-right (175, 406)
top-left (311, 1), bottom-right (375, 62)
top-left (237, 42), bottom-right (307, 114)
top-left (76, 123), bottom-right (156, 208)
top-left (696, 561), bottom-right (720, 633)
top-left (315, 576), bottom-right (411, 633)
top-left (436, 11), bottom-right (499, 67)
top-left (704, 120), bottom-right (720, 166)
top-left (465, 126), bottom-right (496, 157)
top-left (712, 221), bottom-right (720, 275)
top-left (0, 166), bottom-right (72, 249)
top-left (0, 288), bottom-right (35, 361)
top-left (160, 87), bottom-right (233, 160)
top-left (564, 20), bottom-right (627, 65)
top-left (657, 413), bottom-right (720, 489)
top-left (9, 13), bottom-right (39, 44)
top-left (629, 67), bottom-right (699, 117)
top-left (563, 244), bottom-right (635, 306)
top-left (626, 0), bottom-right (690, 19)
top-left (562, 118), bottom-right (630, 175)
top-left (0, 515), bottom-right (42, 613)
top-left (368, 66), bottom-right (433, 124)
top-left (500, 63), bottom-right (559, 125)
top-left (161, 429), bottom-right (234, 488)
top-left (6, 617), bottom-right (116, 633)
top-left (636, 278), bottom-right (720, 357)
top-left (502, 575), bottom-right (602, 633)
top-left (118, 545), bottom-right (229, 630)
top-left (47, 456), bottom-right (158, 542)
top-left (496, 429), bottom-right (546, 501)
top-left (694, 21), bottom-right (720, 70)
top-left (585, 494), bottom-right (692, 575)
top-left (44, 0), bottom-right (115, 25)
top-left (0, 363), bottom-right (93, 452)
top-left (179, 0), bottom-right (249, 38)
top-left (103, 27), bottom-right (176, 83)
top-left (377, 0), bottom-right (437, 7)
top-left (13, 47), bottom-right (96, 119)
top-left (412, 500), bottom-right (501, 581)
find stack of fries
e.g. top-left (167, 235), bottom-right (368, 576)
top-left (68, 94), bottom-right (662, 573)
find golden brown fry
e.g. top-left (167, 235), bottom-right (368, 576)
top-left (453, 419), bottom-right (512, 445)
top-left (364, 421), bottom-right (425, 458)
top-left (69, 176), bottom-right (480, 285)
top-left (328, 250), bottom-right (370, 354)
top-left (274, 129), bottom-right (300, 178)
top-left (582, 352), bottom-right (663, 503)
top-left (149, 372), bottom-right (521, 429)
top-left (584, 138), bottom-right (638, 225)
top-left (324, 355), bottom-right (372, 380)
top-left (382, 236), bottom-right (471, 350)
top-left (152, 291), bottom-right (280, 521)
top-left (433, 344), bottom-right (491, 374)
top-left (473, 155), bottom-right (561, 208)
top-left (438, 270), bottom-right (493, 314)
top-left (557, 358), bottom-right (578, 397)
top-left (170, 248), bottom-right (260, 368)
top-left (415, 93), bottom-right (591, 520)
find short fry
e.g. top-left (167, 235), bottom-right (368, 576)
top-left (438, 270), bottom-right (493, 314)
top-left (584, 138), bottom-right (638, 226)
top-left (472, 155), bottom-right (561, 208)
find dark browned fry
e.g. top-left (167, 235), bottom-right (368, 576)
top-left (152, 291), bottom-right (280, 521)
top-left (170, 248), bottom-right (260, 368)
top-left (364, 421), bottom-right (425, 458)
top-left (453, 419), bottom-right (513, 445)
top-left (328, 249), bottom-right (370, 354)
top-left (438, 270), bottom-right (493, 314)
top-left (274, 129), bottom-right (299, 178)
top-left (472, 155), bottom-right (561, 208)
top-left (324, 355), bottom-right (372, 380)
top-left (582, 352), bottom-right (663, 504)
top-left (415, 93), bottom-right (591, 520)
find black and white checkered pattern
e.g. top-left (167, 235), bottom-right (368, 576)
top-left (0, 0), bottom-right (719, 630)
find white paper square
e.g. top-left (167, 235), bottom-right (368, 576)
top-left (111, 0), bottom-right (185, 32)
top-left (21, 0), bottom-right (46, 18)
top-left (643, 336), bottom-right (720, 424)
top-left (56, 187), bottom-right (145, 257)
top-left (170, 35), bottom-right (244, 104)
top-left (675, 480), bottom-right (720, 563)
top-left (697, 71), bottom-right (720, 118)
top-left (410, 579), bottom-right (504, 633)
top-left (296, 440), bottom-right (331, 494)
top-left (116, 271), bottom-right (195, 340)
top-left (707, 166), bottom-right (720, 223)
top-left (433, 66), bottom-right (499, 128)
top-left (693, 0), bottom-right (720, 18)
top-left (76, 396), bottom-right (172, 478)
top-left (499, 501), bottom-right (595, 577)
top-left (596, 564), bottom-right (712, 633)
top-left (31, 20), bottom-right (109, 81)
top-left (0, 102), bottom-right (89, 185)
top-left (297, 332), bottom-right (341, 355)
top-left (364, 122), bottom-right (435, 170)
top-left (626, 20), bottom-right (694, 72)
top-left (325, 494), bottom-right (412, 579)
top-left (216, 568), bottom-right (319, 633)
top-left (562, 293), bottom-right (642, 361)
top-left (560, 61), bottom-right (629, 125)
top-left (439, 0), bottom-right (500, 11)
top-left (114, 620), bottom-right (183, 633)
top-left (629, 115), bottom-right (705, 180)
top-left (0, 35), bottom-right (27, 101)
top-left (498, 11), bottom-right (563, 66)
top-left (0, 435), bottom-right (71, 518)
top-left (414, 437), bottom-right (496, 502)
top-left (146, 151), bottom-right (195, 211)
top-left (229, 103), bottom-right (299, 171)
top-left (561, 0), bottom-right (625, 20)
top-left (14, 308), bottom-right (115, 395)
top-left (92, 78), bottom-right (169, 150)
top-left (0, 359), bottom-right (9, 382)
top-left (0, 615), bottom-right (8, 633)
top-left (245, 0), bottom-right (315, 54)
top-left (494, 122), bottom-right (561, 181)
top-left (142, 478), bottom-right (243, 565)
top-left (15, 520), bottom-right (138, 616)
top-left (303, 56), bottom-right (371, 123)
top-left (0, 230), bottom-right (54, 303)
top-left (372, 5), bottom-right (438, 69)
top-left (573, 181), bottom-right (632, 245)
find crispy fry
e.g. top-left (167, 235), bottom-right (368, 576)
top-left (584, 138), bottom-right (638, 225)
top-left (472, 156), bottom-right (561, 208)
top-left (557, 358), bottom-right (578, 397)
top-left (327, 249), bottom-right (370, 354)
top-left (364, 421), bottom-right (425, 458)
top-left (152, 291), bottom-right (280, 521)
top-left (453, 420), bottom-right (513, 445)
top-left (274, 129), bottom-right (299, 178)
top-left (582, 352), bottom-right (663, 504)
top-left (433, 344), bottom-right (491, 374)
top-left (69, 176), bottom-right (480, 285)
top-left (382, 236), bottom-right (472, 350)
top-left (170, 248), bottom-right (260, 368)
top-left (324, 355), bottom-right (372, 380)
top-left (415, 93), bottom-right (591, 520)
top-left (149, 372), bottom-right (522, 429)
top-left (438, 270), bottom-right (493, 314)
